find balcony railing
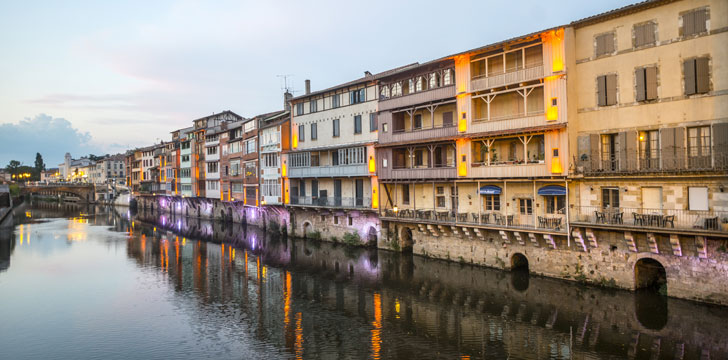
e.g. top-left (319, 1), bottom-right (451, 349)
top-left (379, 165), bottom-right (457, 180)
top-left (382, 209), bottom-right (567, 233)
top-left (471, 64), bottom-right (544, 92)
top-left (570, 205), bottom-right (728, 233)
top-left (576, 151), bottom-right (728, 175)
top-left (290, 196), bottom-right (372, 209)
top-left (288, 163), bottom-right (369, 178)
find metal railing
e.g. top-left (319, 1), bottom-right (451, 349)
top-left (570, 205), bottom-right (728, 233)
top-left (392, 122), bottom-right (455, 134)
top-left (290, 196), bottom-right (372, 209)
top-left (382, 208), bottom-right (567, 232)
top-left (576, 151), bottom-right (728, 175)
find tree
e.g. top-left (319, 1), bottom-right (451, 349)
top-left (6, 160), bottom-right (20, 176)
top-left (34, 153), bottom-right (45, 172)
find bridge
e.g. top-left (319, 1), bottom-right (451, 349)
top-left (20, 183), bottom-right (96, 204)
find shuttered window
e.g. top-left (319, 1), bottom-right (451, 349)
top-left (684, 57), bottom-right (710, 95)
top-left (597, 74), bottom-right (617, 106)
top-left (595, 32), bottom-right (615, 56)
top-left (635, 66), bottom-right (657, 101)
top-left (332, 118), bottom-right (340, 137)
top-left (634, 22), bottom-right (656, 48)
top-left (682, 8), bottom-right (708, 36)
top-left (310, 123), bottom-right (317, 140)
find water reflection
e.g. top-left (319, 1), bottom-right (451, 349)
top-left (2, 202), bottom-right (728, 359)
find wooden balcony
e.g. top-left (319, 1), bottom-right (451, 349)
top-left (378, 85), bottom-right (456, 112)
top-left (470, 112), bottom-right (549, 135)
top-left (380, 124), bottom-right (457, 145)
top-left (470, 163), bottom-right (548, 178)
top-left (379, 166), bottom-right (457, 181)
top-left (471, 64), bottom-right (544, 93)
top-left (288, 164), bottom-right (369, 178)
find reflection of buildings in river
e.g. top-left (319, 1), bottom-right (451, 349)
top-left (0, 228), bottom-right (14, 272)
top-left (126, 214), bottom-right (728, 359)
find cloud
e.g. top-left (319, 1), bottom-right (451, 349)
top-left (0, 114), bottom-right (105, 167)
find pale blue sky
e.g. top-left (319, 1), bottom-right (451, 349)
top-left (0, 0), bottom-right (635, 166)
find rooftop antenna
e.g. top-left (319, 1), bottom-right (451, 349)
top-left (277, 74), bottom-right (295, 95)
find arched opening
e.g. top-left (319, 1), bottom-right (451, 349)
top-left (510, 253), bottom-right (529, 271)
top-left (635, 258), bottom-right (666, 291)
top-left (302, 222), bottom-right (312, 238)
top-left (227, 208), bottom-right (233, 223)
top-left (220, 210), bottom-right (226, 221)
top-left (401, 228), bottom-right (413, 253)
top-left (367, 227), bottom-right (377, 247)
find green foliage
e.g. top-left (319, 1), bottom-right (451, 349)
top-left (34, 153), bottom-right (45, 172)
top-left (9, 184), bottom-right (20, 196)
top-left (307, 230), bottom-right (322, 241)
top-left (494, 255), bottom-right (505, 268)
top-left (342, 232), bottom-right (361, 246)
top-left (389, 239), bottom-right (400, 252)
top-left (330, 236), bottom-right (339, 243)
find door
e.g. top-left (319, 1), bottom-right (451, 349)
top-left (311, 179), bottom-right (319, 205)
top-left (442, 112), bottom-right (453, 127)
top-left (291, 186), bottom-right (299, 204)
top-left (334, 179), bottom-right (342, 206)
top-left (355, 179), bottom-right (364, 207)
top-left (641, 187), bottom-right (662, 211)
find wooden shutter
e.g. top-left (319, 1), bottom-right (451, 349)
top-left (696, 57), bottom-right (709, 94)
top-left (617, 132), bottom-right (628, 171)
top-left (693, 9), bottom-right (708, 34)
top-left (626, 131), bottom-right (638, 171)
top-left (442, 111), bottom-right (453, 127)
top-left (684, 59), bottom-right (696, 95)
top-left (674, 127), bottom-right (685, 169)
top-left (605, 33), bottom-right (615, 54)
top-left (714, 123), bottom-right (728, 169)
top-left (590, 134), bottom-right (600, 170)
top-left (683, 11), bottom-right (695, 36)
top-left (577, 135), bottom-right (590, 167)
top-left (606, 74), bottom-right (617, 105)
top-left (645, 66), bottom-right (658, 100)
top-left (596, 35), bottom-right (605, 56)
top-left (597, 76), bottom-right (607, 106)
top-left (635, 68), bottom-right (646, 102)
top-left (661, 128), bottom-right (675, 169)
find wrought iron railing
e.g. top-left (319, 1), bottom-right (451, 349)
top-left (570, 205), bottom-right (728, 233)
top-left (575, 151), bottom-right (728, 175)
top-left (290, 196), bottom-right (372, 209)
top-left (381, 208), bottom-right (567, 232)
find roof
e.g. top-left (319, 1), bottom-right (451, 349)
top-left (189, 110), bottom-right (245, 124)
top-left (290, 63), bottom-right (420, 102)
top-left (570, 0), bottom-right (674, 28)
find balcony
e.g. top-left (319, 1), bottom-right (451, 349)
top-left (381, 123), bottom-right (457, 145)
top-left (288, 164), bottom-right (369, 178)
top-left (380, 166), bottom-right (456, 180)
top-left (378, 85), bottom-right (456, 112)
top-left (570, 206), bottom-right (728, 235)
top-left (290, 196), bottom-right (372, 209)
top-left (381, 209), bottom-right (566, 234)
top-left (577, 152), bottom-right (728, 176)
top-left (470, 163), bottom-right (547, 178)
top-left (260, 166), bottom-right (281, 179)
top-left (471, 64), bottom-right (545, 92)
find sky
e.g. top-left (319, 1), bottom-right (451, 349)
top-left (0, 0), bottom-right (636, 167)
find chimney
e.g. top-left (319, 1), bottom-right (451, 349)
top-left (305, 79), bottom-right (311, 95)
top-left (364, 71), bottom-right (372, 77)
top-left (284, 91), bottom-right (293, 111)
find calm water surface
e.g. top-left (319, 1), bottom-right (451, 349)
top-left (0, 202), bottom-right (727, 359)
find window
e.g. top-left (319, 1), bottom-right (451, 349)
top-left (429, 72), bottom-right (440, 88)
top-left (436, 187), bottom-right (446, 208)
top-left (349, 88), bottom-right (365, 104)
top-left (230, 159), bottom-right (240, 176)
top-left (245, 139), bottom-right (256, 154)
top-left (597, 74), bottom-right (617, 106)
top-left (545, 195), bottom-right (565, 214)
top-left (380, 86), bottom-right (390, 99)
top-left (296, 103), bottom-right (304, 115)
top-left (348, 216), bottom-right (353, 226)
top-left (244, 121), bottom-right (255, 133)
top-left (311, 123), bottom-right (318, 140)
top-left (262, 179), bottom-right (280, 197)
top-left (684, 57), bottom-right (710, 95)
top-left (688, 126), bottom-right (711, 167)
top-left (414, 150), bottom-right (423, 167)
top-left (682, 8), bottom-right (708, 37)
top-left (402, 184), bottom-right (410, 205)
top-left (354, 115), bottom-right (362, 134)
top-left (408, 79), bottom-right (415, 94)
top-left (519, 198), bottom-right (533, 215)
top-left (369, 113), bottom-right (377, 132)
top-left (634, 22), bottom-right (656, 48)
top-left (206, 180), bottom-right (219, 190)
top-left (688, 187), bottom-right (709, 211)
top-left (382, 123), bottom-right (388, 133)
top-left (595, 32), bottom-right (615, 56)
top-left (601, 134), bottom-right (617, 171)
top-left (181, 142), bottom-right (190, 150)
top-left (332, 118), bottom-right (340, 137)
top-left (639, 130), bottom-right (659, 169)
top-left (332, 94), bottom-right (340, 108)
top-left (206, 162), bottom-right (218, 173)
top-left (310, 153), bottom-right (319, 167)
top-left (382, 158), bottom-right (387, 168)
top-left (414, 114), bottom-right (422, 129)
top-left (334, 216), bottom-right (339, 225)
top-left (206, 146), bottom-right (218, 155)
top-left (244, 162), bottom-right (256, 177)
top-left (228, 141), bottom-right (242, 154)
top-left (602, 187), bottom-right (620, 209)
top-left (641, 187), bottom-right (663, 210)
top-left (262, 154), bottom-right (278, 168)
top-left (416, 77), bottom-right (424, 92)
top-left (483, 195), bottom-right (500, 211)
top-left (635, 66), bottom-right (658, 101)
top-left (392, 82), bottom-right (402, 97)
top-left (181, 155), bottom-right (190, 162)
top-left (443, 69), bottom-right (453, 85)
top-left (180, 168), bottom-right (191, 178)
top-left (309, 100), bottom-right (317, 113)
top-left (232, 182), bottom-right (244, 193)
top-left (298, 125), bottom-right (305, 142)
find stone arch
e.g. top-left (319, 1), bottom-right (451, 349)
top-left (400, 227), bottom-right (413, 253)
top-left (367, 226), bottom-right (377, 246)
top-left (510, 253), bottom-right (529, 271)
top-left (634, 257), bottom-right (666, 291)
top-left (302, 221), bottom-right (313, 238)
top-left (227, 207), bottom-right (233, 223)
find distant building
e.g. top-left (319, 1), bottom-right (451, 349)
top-left (58, 153), bottom-right (94, 181)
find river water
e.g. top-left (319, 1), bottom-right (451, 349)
top-left (0, 202), bottom-right (726, 359)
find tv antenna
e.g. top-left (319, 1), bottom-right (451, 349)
top-left (277, 74), bottom-right (295, 94)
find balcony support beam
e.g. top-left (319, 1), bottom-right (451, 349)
top-left (528, 232), bottom-right (539, 247)
top-left (647, 233), bottom-right (659, 254)
top-left (624, 231), bottom-right (638, 252)
top-left (695, 236), bottom-right (707, 258)
top-left (585, 228), bottom-right (598, 248)
top-left (571, 228), bottom-right (588, 252)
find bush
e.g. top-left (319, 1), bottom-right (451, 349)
top-left (9, 184), bottom-right (20, 196)
top-left (307, 230), bottom-right (322, 241)
top-left (342, 232), bottom-right (361, 246)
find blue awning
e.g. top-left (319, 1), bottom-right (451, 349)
top-left (479, 185), bottom-right (502, 195)
top-left (538, 185), bottom-right (566, 196)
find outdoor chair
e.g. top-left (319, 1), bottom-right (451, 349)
top-left (633, 213), bottom-right (644, 226)
top-left (662, 215), bottom-right (675, 228)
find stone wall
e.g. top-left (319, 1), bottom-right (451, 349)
top-left (287, 207), bottom-right (380, 246)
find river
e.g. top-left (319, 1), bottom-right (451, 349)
top-left (0, 201), bottom-right (726, 359)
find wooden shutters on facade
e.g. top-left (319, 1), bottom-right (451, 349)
top-left (595, 32), bottom-right (615, 56)
top-left (661, 127), bottom-right (685, 169)
top-left (715, 123), bottom-right (728, 169)
top-left (634, 22), bottom-right (656, 48)
top-left (684, 57), bottom-right (709, 95)
top-left (597, 74), bottom-right (617, 106)
top-left (682, 8), bottom-right (708, 36)
top-left (635, 66), bottom-right (657, 101)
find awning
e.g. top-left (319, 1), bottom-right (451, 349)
top-left (479, 185), bottom-right (502, 195)
top-left (538, 185), bottom-right (566, 196)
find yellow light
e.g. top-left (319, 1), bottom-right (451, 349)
top-left (292, 133), bottom-right (298, 149)
top-left (551, 148), bottom-right (563, 174)
top-left (368, 156), bottom-right (376, 173)
top-left (639, 135), bottom-right (645, 141)
top-left (393, 205), bottom-right (398, 213)
top-left (546, 105), bottom-right (558, 121)
top-left (372, 187), bottom-right (378, 209)
top-left (458, 112), bottom-right (467, 132)
top-left (281, 161), bottom-right (287, 177)
top-left (458, 162), bottom-right (467, 176)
